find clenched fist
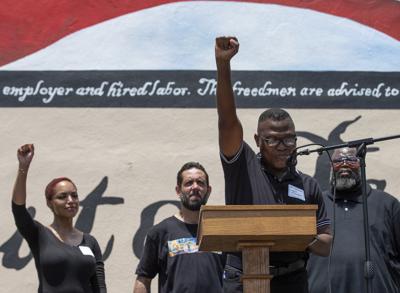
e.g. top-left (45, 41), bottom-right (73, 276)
top-left (215, 36), bottom-right (239, 63)
top-left (17, 144), bottom-right (35, 169)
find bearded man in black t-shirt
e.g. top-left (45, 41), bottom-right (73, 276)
top-left (215, 36), bottom-right (332, 293)
top-left (133, 162), bottom-right (225, 293)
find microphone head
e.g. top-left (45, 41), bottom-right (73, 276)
top-left (286, 151), bottom-right (298, 168)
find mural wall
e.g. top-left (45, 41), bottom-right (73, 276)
top-left (1, 1), bottom-right (399, 292)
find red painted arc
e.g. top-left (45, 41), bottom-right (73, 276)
top-left (0, 0), bottom-right (399, 66)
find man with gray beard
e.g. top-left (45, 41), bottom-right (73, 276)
top-left (307, 147), bottom-right (400, 293)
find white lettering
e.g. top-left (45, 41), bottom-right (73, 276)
top-left (327, 82), bottom-right (385, 98)
top-left (232, 81), bottom-right (296, 97)
top-left (197, 78), bottom-right (216, 96)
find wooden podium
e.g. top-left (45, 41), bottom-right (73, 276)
top-left (197, 205), bottom-right (317, 293)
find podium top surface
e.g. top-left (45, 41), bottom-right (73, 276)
top-left (197, 204), bottom-right (317, 252)
top-left (200, 205), bottom-right (318, 211)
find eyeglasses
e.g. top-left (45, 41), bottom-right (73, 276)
top-left (260, 136), bottom-right (297, 147)
top-left (332, 156), bottom-right (360, 168)
top-left (53, 192), bottom-right (79, 201)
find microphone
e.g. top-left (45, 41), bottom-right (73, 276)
top-left (286, 147), bottom-right (316, 168)
top-left (286, 149), bottom-right (298, 168)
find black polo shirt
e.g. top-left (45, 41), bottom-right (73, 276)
top-left (307, 186), bottom-right (400, 293)
top-left (221, 142), bottom-right (330, 268)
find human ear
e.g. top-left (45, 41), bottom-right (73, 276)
top-left (175, 185), bottom-right (181, 198)
top-left (254, 134), bottom-right (260, 147)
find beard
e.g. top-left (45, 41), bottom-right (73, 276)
top-left (332, 169), bottom-right (361, 191)
top-left (335, 177), bottom-right (358, 191)
top-left (179, 191), bottom-right (208, 211)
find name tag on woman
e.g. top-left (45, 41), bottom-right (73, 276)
top-left (79, 246), bottom-right (94, 257)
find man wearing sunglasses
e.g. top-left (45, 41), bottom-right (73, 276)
top-left (307, 147), bottom-right (400, 293)
top-left (215, 36), bottom-right (332, 293)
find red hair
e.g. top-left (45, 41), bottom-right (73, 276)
top-left (45, 177), bottom-right (75, 200)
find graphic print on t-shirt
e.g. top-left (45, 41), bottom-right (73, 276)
top-left (167, 237), bottom-right (198, 257)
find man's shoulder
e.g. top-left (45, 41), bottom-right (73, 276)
top-left (147, 216), bottom-right (178, 236)
top-left (220, 141), bottom-right (257, 164)
top-left (370, 187), bottom-right (393, 197)
top-left (369, 188), bottom-right (399, 204)
top-left (297, 170), bottom-right (320, 187)
top-left (296, 170), bottom-right (314, 180)
top-left (321, 189), bottom-right (332, 197)
top-left (321, 189), bottom-right (334, 203)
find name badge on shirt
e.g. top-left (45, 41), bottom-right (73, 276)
top-left (79, 246), bottom-right (94, 257)
top-left (288, 184), bottom-right (305, 201)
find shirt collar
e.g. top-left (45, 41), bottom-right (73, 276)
top-left (257, 153), bottom-right (298, 182)
top-left (328, 184), bottom-right (372, 203)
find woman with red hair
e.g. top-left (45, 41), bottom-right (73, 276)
top-left (12, 144), bottom-right (107, 293)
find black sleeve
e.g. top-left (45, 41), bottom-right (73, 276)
top-left (11, 201), bottom-right (39, 244)
top-left (392, 199), bottom-right (400, 259)
top-left (387, 196), bottom-right (400, 285)
top-left (135, 233), bottom-right (160, 279)
top-left (220, 142), bottom-right (254, 205)
top-left (87, 235), bottom-right (107, 293)
top-left (310, 182), bottom-right (331, 234)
